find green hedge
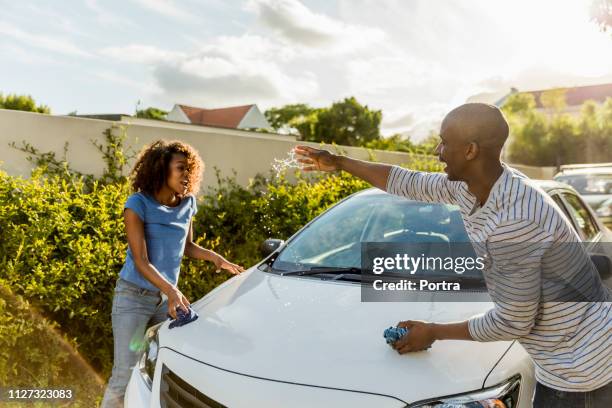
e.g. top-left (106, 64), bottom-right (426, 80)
top-left (0, 284), bottom-right (104, 407)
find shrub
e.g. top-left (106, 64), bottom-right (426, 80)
top-left (0, 284), bottom-right (105, 407)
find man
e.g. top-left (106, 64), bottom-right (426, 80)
top-left (294, 103), bottom-right (610, 407)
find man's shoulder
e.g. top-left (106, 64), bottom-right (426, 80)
top-left (497, 167), bottom-right (551, 207)
top-left (503, 164), bottom-right (530, 179)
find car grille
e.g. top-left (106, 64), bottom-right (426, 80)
top-left (160, 364), bottom-right (227, 408)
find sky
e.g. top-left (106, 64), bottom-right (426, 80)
top-left (1, 0), bottom-right (611, 140)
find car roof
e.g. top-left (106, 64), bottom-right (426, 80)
top-left (531, 179), bottom-right (577, 193)
top-left (600, 196), bottom-right (612, 205)
top-left (357, 179), bottom-right (577, 197)
top-left (555, 167), bottom-right (612, 176)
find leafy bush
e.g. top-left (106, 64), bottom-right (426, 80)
top-left (0, 169), bottom-right (130, 375)
top-left (0, 284), bottom-right (104, 407)
top-left (0, 92), bottom-right (50, 114)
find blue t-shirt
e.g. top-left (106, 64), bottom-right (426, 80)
top-left (119, 191), bottom-right (198, 291)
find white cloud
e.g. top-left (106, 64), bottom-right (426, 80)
top-left (0, 21), bottom-right (93, 58)
top-left (152, 35), bottom-right (318, 106)
top-left (382, 104), bottom-right (447, 141)
top-left (335, 0), bottom-right (612, 138)
top-left (246, 0), bottom-right (385, 52)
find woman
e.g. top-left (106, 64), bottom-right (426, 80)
top-left (101, 139), bottom-right (244, 407)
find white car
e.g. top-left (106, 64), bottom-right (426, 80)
top-left (553, 163), bottom-right (612, 211)
top-left (125, 183), bottom-right (611, 408)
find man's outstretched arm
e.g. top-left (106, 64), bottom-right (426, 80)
top-left (294, 145), bottom-right (392, 190)
top-left (294, 145), bottom-right (460, 205)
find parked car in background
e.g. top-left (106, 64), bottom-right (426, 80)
top-left (596, 197), bottom-right (612, 229)
top-left (125, 181), bottom-right (611, 408)
top-left (554, 163), bottom-right (612, 211)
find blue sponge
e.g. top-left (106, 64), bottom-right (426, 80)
top-left (383, 326), bottom-right (409, 344)
top-left (167, 306), bottom-right (199, 329)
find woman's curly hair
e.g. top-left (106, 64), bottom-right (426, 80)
top-left (129, 139), bottom-right (204, 197)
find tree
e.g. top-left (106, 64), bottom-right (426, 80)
top-left (264, 104), bottom-right (315, 134)
top-left (135, 107), bottom-right (167, 120)
top-left (413, 133), bottom-right (440, 155)
top-left (502, 92), bottom-right (612, 166)
top-left (0, 93), bottom-right (50, 114)
top-left (307, 97), bottom-right (382, 146)
top-left (364, 134), bottom-right (416, 152)
top-left (591, 0), bottom-right (612, 32)
top-left (266, 97), bottom-right (382, 146)
top-left (502, 92), bottom-right (536, 115)
top-left (578, 99), bottom-right (612, 163)
top-left (540, 89), bottom-right (567, 112)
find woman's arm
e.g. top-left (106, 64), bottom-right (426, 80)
top-left (124, 208), bottom-right (189, 317)
top-left (183, 219), bottom-right (245, 275)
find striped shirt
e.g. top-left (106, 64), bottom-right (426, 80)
top-left (385, 162), bottom-right (611, 392)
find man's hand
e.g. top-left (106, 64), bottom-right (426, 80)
top-left (392, 320), bottom-right (437, 354)
top-left (294, 145), bottom-right (339, 172)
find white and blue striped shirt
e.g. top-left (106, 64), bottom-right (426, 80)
top-left (386, 162), bottom-right (611, 392)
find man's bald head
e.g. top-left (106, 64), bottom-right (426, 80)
top-left (441, 103), bottom-right (509, 155)
top-left (435, 103), bottom-right (509, 181)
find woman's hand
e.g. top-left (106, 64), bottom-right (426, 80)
top-left (166, 287), bottom-right (190, 320)
top-left (214, 256), bottom-right (245, 275)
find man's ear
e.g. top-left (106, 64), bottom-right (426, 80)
top-left (465, 142), bottom-right (479, 161)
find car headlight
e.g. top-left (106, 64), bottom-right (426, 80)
top-left (411, 376), bottom-right (521, 408)
top-left (138, 322), bottom-right (162, 389)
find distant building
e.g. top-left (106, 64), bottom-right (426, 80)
top-left (469, 83), bottom-right (612, 116)
top-left (166, 104), bottom-right (271, 130)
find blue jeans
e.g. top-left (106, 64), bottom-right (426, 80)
top-left (100, 278), bottom-right (168, 408)
top-left (533, 381), bottom-right (612, 408)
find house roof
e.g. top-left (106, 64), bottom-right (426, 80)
top-left (499, 83), bottom-right (612, 108)
top-left (177, 104), bottom-right (254, 128)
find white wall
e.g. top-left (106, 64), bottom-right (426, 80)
top-left (0, 109), bottom-right (554, 194)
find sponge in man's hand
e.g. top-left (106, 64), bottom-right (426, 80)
top-left (383, 326), bottom-right (409, 344)
top-left (167, 306), bottom-right (199, 329)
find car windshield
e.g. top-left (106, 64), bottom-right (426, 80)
top-left (272, 191), bottom-right (481, 279)
top-left (555, 173), bottom-right (612, 195)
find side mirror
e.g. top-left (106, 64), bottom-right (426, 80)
top-left (590, 254), bottom-right (611, 280)
top-left (261, 238), bottom-right (284, 258)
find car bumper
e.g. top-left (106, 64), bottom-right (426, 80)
top-left (126, 347), bottom-right (407, 408)
top-left (125, 345), bottom-right (534, 408)
top-left (125, 365), bottom-right (152, 408)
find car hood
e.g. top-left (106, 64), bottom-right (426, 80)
top-left (159, 268), bottom-right (513, 403)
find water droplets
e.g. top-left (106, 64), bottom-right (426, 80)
top-left (271, 149), bottom-right (304, 178)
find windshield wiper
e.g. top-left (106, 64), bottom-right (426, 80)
top-left (279, 266), bottom-right (362, 277)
